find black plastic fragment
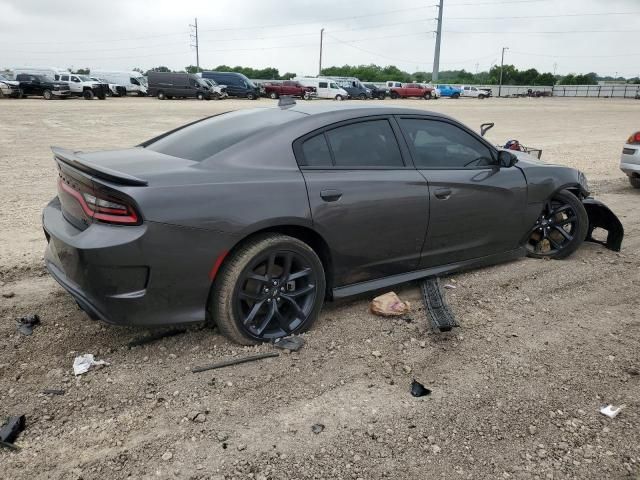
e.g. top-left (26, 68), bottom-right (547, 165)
top-left (42, 389), bottom-right (65, 396)
top-left (273, 336), bottom-right (305, 352)
top-left (311, 424), bottom-right (325, 434)
top-left (0, 415), bottom-right (26, 446)
top-left (582, 198), bottom-right (624, 252)
top-left (411, 380), bottom-right (432, 398)
top-left (128, 328), bottom-right (187, 347)
top-left (420, 277), bottom-right (459, 332)
top-left (16, 314), bottom-right (40, 336)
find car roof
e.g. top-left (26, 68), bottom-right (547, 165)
top-left (287, 103), bottom-right (449, 119)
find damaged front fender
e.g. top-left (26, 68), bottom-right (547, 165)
top-left (582, 198), bottom-right (624, 252)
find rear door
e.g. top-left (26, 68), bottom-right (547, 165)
top-left (296, 117), bottom-right (430, 287)
top-left (397, 116), bottom-right (528, 268)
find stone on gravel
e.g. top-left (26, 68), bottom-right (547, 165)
top-left (161, 451), bottom-right (173, 461)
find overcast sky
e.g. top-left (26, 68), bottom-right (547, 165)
top-left (1, 0), bottom-right (639, 77)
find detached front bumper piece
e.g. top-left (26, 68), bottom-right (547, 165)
top-left (582, 198), bottom-right (624, 252)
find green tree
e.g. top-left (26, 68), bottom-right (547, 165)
top-left (147, 66), bottom-right (171, 74)
top-left (74, 68), bottom-right (90, 75)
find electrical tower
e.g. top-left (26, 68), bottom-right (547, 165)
top-left (432, 0), bottom-right (444, 82)
top-left (190, 18), bottom-right (200, 71)
top-left (319, 28), bottom-right (324, 76)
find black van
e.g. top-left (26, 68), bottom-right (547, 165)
top-left (201, 71), bottom-right (260, 99)
top-left (148, 72), bottom-right (211, 100)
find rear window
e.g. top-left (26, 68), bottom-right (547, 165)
top-left (144, 109), bottom-right (304, 161)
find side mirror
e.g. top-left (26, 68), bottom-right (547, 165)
top-left (498, 150), bottom-right (518, 168)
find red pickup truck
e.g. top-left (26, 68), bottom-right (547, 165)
top-left (389, 83), bottom-right (434, 100)
top-left (264, 81), bottom-right (316, 100)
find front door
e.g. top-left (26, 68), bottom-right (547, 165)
top-left (396, 116), bottom-right (528, 268)
top-left (295, 117), bottom-right (430, 287)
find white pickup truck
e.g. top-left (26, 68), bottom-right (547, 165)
top-left (55, 73), bottom-right (107, 100)
top-left (460, 85), bottom-right (493, 99)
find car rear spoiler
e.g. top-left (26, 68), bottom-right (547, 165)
top-left (51, 146), bottom-right (148, 186)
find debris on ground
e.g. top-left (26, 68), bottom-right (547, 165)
top-left (311, 424), bottom-right (325, 434)
top-left (2, 292), bottom-right (15, 298)
top-left (0, 415), bottom-right (25, 450)
top-left (72, 354), bottom-right (110, 376)
top-left (16, 314), bottom-right (40, 336)
top-left (127, 328), bottom-right (188, 347)
top-left (42, 389), bottom-right (65, 396)
top-left (410, 380), bottom-right (432, 397)
top-left (600, 404), bottom-right (624, 419)
top-left (273, 336), bottom-right (305, 352)
top-left (370, 292), bottom-right (410, 317)
top-left (420, 278), bottom-right (459, 332)
top-left (191, 352), bottom-right (279, 373)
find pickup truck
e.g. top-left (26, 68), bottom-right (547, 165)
top-left (389, 83), bottom-right (434, 100)
top-left (460, 85), bottom-right (492, 99)
top-left (15, 74), bottom-right (71, 99)
top-left (55, 73), bottom-right (107, 100)
top-left (363, 83), bottom-right (387, 100)
top-left (436, 84), bottom-right (462, 99)
top-left (0, 74), bottom-right (21, 98)
top-left (264, 81), bottom-right (316, 100)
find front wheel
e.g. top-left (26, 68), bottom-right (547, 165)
top-left (210, 234), bottom-right (326, 345)
top-left (43, 89), bottom-right (53, 100)
top-left (629, 176), bottom-right (640, 188)
top-left (83, 89), bottom-right (94, 100)
top-left (247, 92), bottom-right (256, 100)
top-left (390, 92), bottom-right (399, 99)
top-left (358, 93), bottom-right (367, 100)
top-left (478, 94), bottom-right (486, 99)
top-left (269, 91), bottom-right (278, 99)
top-left (525, 190), bottom-right (588, 259)
top-left (424, 92), bottom-right (432, 100)
top-left (197, 92), bottom-right (205, 100)
top-left (452, 93), bottom-right (460, 99)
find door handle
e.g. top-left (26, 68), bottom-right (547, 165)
top-left (320, 189), bottom-right (342, 202)
top-left (434, 188), bottom-right (452, 200)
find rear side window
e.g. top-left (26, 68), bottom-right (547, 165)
top-left (145, 109), bottom-right (305, 162)
top-left (301, 135), bottom-right (332, 167)
top-left (319, 82), bottom-right (327, 88)
top-left (326, 120), bottom-right (403, 168)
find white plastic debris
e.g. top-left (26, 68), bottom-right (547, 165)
top-left (73, 354), bottom-right (110, 376)
top-left (599, 404), bottom-right (624, 419)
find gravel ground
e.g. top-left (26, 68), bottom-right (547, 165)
top-left (0, 96), bottom-right (639, 479)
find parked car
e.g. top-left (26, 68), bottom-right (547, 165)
top-left (0, 73), bottom-right (21, 98)
top-left (460, 85), bottom-right (492, 99)
top-left (363, 83), bottom-right (387, 100)
top-left (54, 73), bottom-right (107, 100)
top-left (389, 83), bottom-right (434, 99)
top-left (436, 84), bottom-right (462, 99)
top-left (264, 80), bottom-right (316, 100)
top-left (326, 77), bottom-right (371, 99)
top-left (620, 131), bottom-right (640, 188)
top-left (148, 72), bottom-right (212, 100)
top-left (386, 81), bottom-right (403, 89)
top-left (91, 70), bottom-right (148, 96)
top-left (15, 74), bottom-right (71, 99)
top-left (201, 71), bottom-right (260, 99)
top-left (294, 77), bottom-right (348, 100)
top-left (90, 77), bottom-right (126, 97)
top-left (201, 79), bottom-right (228, 99)
top-left (42, 103), bottom-right (622, 345)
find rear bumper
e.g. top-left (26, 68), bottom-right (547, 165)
top-left (620, 146), bottom-right (640, 176)
top-left (43, 197), bottom-right (238, 327)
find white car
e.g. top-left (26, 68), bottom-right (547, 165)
top-left (620, 131), bottom-right (640, 188)
top-left (0, 73), bottom-right (21, 98)
top-left (294, 77), bottom-right (348, 100)
top-left (460, 85), bottom-right (492, 99)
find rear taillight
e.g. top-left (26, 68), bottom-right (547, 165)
top-left (627, 132), bottom-right (640, 144)
top-left (58, 178), bottom-right (139, 225)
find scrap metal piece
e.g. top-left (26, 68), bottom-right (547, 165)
top-left (273, 336), bottom-right (305, 352)
top-left (191, 352), bottom-right (279, 373)
top-left (420, 277), bottom-right (459, 332)
top-left (42, 389), bottom-right (65, 396)
top-left (0, 415), bottom-right (25, 446)
top-left (582, 198), bottom-right (624, 252)
top-left (410, 380), bottom-right (432, 397)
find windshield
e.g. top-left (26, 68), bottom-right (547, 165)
top-left (145, 109), bottom-right (305, 162)
top-left (0, 74), bottom-right (8, 81)
top-left (132, 76), bottom-right (147, 87)
top-left (197, 79), bottom-right (209, 88)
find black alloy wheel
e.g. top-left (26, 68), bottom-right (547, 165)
top-left (211, 234), bottom-right (325, 345)
top-left (526, 190), bottom-right (588, 259)
top-left (358, 93), bottom-right (367, 100)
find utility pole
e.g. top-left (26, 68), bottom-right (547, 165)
top-left (432, 0), bottom-right (444, 82)
top-left (498, 46), bottom-right (508, 97)
top-left (318, 28), bottom-right (324, 76)
top-left (190, 18), bottom-right (200, 71)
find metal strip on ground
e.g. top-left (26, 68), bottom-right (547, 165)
top-left (420, 277), bottom-right (459, 332)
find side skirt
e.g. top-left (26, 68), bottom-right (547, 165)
top-left (332, 248), bottom-right (526, 299)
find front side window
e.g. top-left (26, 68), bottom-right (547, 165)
top-left (329, 82), bottom-right (338, 89)
top-left (399, 118), bottom-right (495, 169)
top-left (326, 120), bottom-right (404, 168)
top-left (130, 77), bottom-right (140, 85)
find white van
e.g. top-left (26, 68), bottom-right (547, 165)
top-left (294, 77), bottom-right (348, 100)
top-left (91, 70), bottom-right (148, 96)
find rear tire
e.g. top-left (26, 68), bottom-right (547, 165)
top-left (358, 93), bottom-right (367, 100)
top-left (269, 91), bottom-right (278, 99)
top-left (630, 176), bottom-right (640, 189)
top-left (478, 94), bottom-right (486, 99)
top-left (390, 91), bottom-right (399, 99)
top-left (157, 91), bottom-right (166, 100)
top-left (83, 89), bottom-right (94, 100)
top-left (209, 234), bottom-right (326, 345)
top-left (424, 92), bottom-right (432, 100)
top-left (452, 93), bottom-right (460, 99)
top-left (43, 89), bottom-right (53, 100)
top-left (378, 92), bottom-right (386, 100)
top-left (247, 92), bottom-right (256, 100)
top-left (525, 190), bottom-right (588, 260)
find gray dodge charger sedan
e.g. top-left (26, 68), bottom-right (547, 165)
top-left (43, 103), bottom-right (623, 344)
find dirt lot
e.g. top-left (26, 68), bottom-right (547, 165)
top-left (0, 96), bottom-right (639, 479)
